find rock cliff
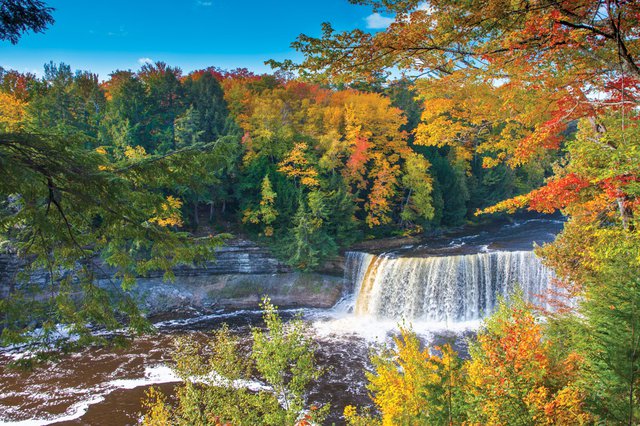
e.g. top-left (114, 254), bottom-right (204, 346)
top-left (0, 239), bottom-right (345, 316)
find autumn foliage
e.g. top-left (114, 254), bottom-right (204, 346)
top-left (466, 297), bottom-right (590, 425)
top-left (285, 0), bottom-right (640, 422)
top-left (346, 296), bottom-right (591, 426)
top-left (223, 77), bottom-right (434, 230)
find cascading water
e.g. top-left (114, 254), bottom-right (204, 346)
top-left (347, 250), bottom-right (554, 323)
top-left (343, 251), bottom-right (376, 294)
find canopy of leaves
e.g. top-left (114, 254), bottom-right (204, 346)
top-left (0, 0), bottom-right (53, 44)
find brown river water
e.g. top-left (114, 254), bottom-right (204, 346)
top-left (0, 310), bottom-right (376, 425)
top-left (0, 308), bottom-right (477, 425)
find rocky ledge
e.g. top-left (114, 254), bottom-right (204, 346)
top-left (0, 239), bottom-right (346, 315)
top-left (122, 272), bottom-right (344, 316)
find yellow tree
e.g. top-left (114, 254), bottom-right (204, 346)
top-left (0, 92), bottom-right (26, 131)
top-left (333, 91), bottom-right (420, 227)
top-left (345, 328), bottom-right (465, 426)
top-left (242, 175), bottom-right (278, 237)
top-left (278, 142), bottom-right (320, 188)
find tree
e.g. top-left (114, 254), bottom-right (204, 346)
top-left (345, 295), bottom-right (591, 426)
top-left (0, 67), bottom-right (36, 100)
top-left (0, 91), bottom-right (26, 131)
top-left (575, 236), bottom-right (640, 424)
top-left (278, 192), bottom-right (338, 270)
top-left (24, 63), bottom-right (106, 142)
top-left (283, 1), bottom-right (640, 86)
top-left (251, 298), bottom-right (327, 424)
top-left (345, 328), bottom-right (466, 426)
top-left (183, 70), bottom-right (229, 142)
top-left (0, 0), bottom-right (53, 44)
top-left (142, 298), bottom-right (328, 426)
top-left (100, 70), bottom-right (149, 154)
top-left (399, 151), bottom-right (434, 227)
top-left (242, 174), bottom-right (278, 237)
top-left (278, 141), bottom-right (320, 188)
top-left (338, 91), bottom-right (410, 227)
top-left (138, 61), bottom-right (185, 153)
top-left (174, 106), bottom-right (204, 149)
top-left (466, 294), bottom-right (591, 426)
top-left (172, 105), bottom-right (241, 228)
top-left (424, 149), bottom-right (469, 227)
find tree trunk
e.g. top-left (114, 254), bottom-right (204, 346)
top-left (587, 116), bottom-right (634, 229)
top-left (617, 197), bottom-right (633, 232)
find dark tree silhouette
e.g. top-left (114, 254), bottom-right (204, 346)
top-left (0, 0), bottom-right (53, 44)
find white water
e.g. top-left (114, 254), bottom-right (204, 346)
top-left (344, 250), bottom-right (554, 324)
top-left (0, 364), bottom-right (180, 426)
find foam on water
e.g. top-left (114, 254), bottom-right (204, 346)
top-left (0, 364), bottom-right (182, 426)
top-left (108, 364), bottom-right (180, 389)
top-left (0, 395), bottom-right (107, 426)
top-left (311, 309), bottom-right (481, 343)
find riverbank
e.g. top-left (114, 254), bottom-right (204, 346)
top-left (0, 239), bottom-right (346, 318)
top-left (125, 271), bottom-right (344, 317)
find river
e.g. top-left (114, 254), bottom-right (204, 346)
top-left (0, 217), bottom-right (564, 425)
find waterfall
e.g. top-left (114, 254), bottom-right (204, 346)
top-left (346, 250), bottom-right (554, 323)
top-left (344, 251), bottom-right (376, 294)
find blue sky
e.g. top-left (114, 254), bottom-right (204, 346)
top-left (0, 0), bottom-right (395, 80)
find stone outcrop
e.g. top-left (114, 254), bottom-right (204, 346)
top-left (0, 239), bottom-right (345, 316)
top-left (122, 272), bottom-right (344, 316)
top-left (126, 239), bottom-right (293, 278)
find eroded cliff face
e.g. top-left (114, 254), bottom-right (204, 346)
top-left (0, 239), bottom-right (345, 316)
top-left (123, 272), bottom-right (343, 316)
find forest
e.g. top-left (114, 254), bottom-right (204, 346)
top-left (1, 61), bottom-right (553, 267)
top-left (1, 0), bottom-right (639, 425)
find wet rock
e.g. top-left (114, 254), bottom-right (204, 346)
top-left (349, 236), bottom-right (421, 252)
top-left (0, 239), bottom-right (345, 315)
top-left (123, 272), bottom-right (344, 316)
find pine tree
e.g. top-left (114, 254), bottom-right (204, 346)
top-left (278, 193), bottom-right (337, 271)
